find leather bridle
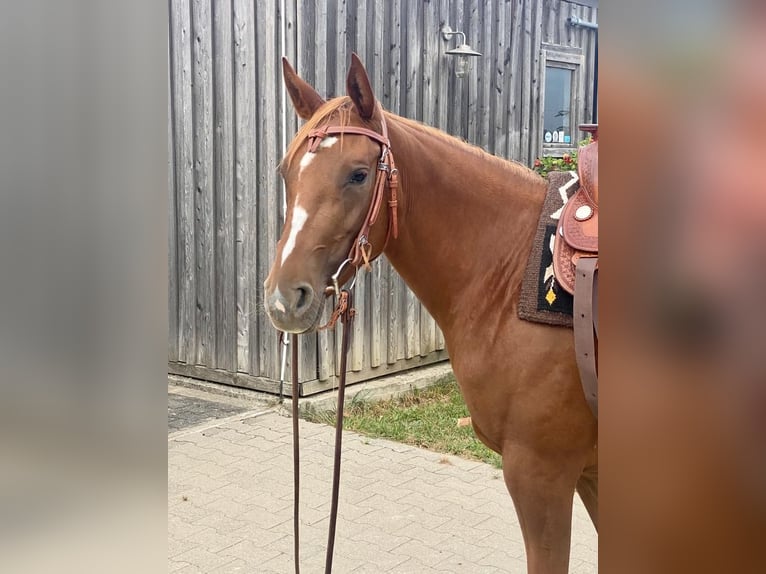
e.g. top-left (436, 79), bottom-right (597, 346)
top-left (307, 107), bottom-right (399, 286)
top-left (282, 108), bottom-right (399, 574)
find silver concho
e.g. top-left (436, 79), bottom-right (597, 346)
top-left (574, 205), bottom-right (593, 221)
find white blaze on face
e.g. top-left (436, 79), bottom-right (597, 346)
top-left (298, 136), bottom-right (338, 178)
top-left (281, 205), bottom-right (308, 266)
top-left (319, 136), bottom-right (338, 149)
top-left (281, 136), bottom-right (339, 267)
top-left (298, 152), bottom-right (315, 177)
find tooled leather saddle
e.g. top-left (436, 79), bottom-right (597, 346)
top-left (553, 124), bottom-right (598, 418)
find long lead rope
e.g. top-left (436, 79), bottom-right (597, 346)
top-left (291, 333), bottom-right (301, 573)
top-left (324, 290), bottom-right (353, 573)
top-left (289, 289), bottom-right (354, 574)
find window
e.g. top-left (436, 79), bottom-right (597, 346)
top-left (543, 66), bottom-right (574, 145)
top-left (540, 45), bottom-right (584, 156)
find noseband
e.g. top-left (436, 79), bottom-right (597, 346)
top-left (306, 107), bottom-right (399, 286)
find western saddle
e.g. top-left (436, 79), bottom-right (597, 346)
top-left (553, 124), bottom-right (598, 417)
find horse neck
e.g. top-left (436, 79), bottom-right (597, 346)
top-left (382, 118), bottom-right (546, 333)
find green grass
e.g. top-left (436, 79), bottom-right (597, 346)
top-left (303, 375), bottom-right (503, 469)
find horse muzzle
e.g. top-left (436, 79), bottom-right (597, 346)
top-left (265, 282), bottom-right (324, 333)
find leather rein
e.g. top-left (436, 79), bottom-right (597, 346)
top-left (282, 110), bottom-right (398, 574)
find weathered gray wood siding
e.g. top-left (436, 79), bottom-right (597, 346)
top-left (168, 0), bottom-right (598, 395)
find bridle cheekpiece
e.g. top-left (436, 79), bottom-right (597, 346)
top-left (306, 106), bottom-right (399, 301)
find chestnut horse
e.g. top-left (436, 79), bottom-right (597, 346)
top-left (265, 54), bottom-right (597, 573)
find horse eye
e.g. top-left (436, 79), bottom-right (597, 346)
top-left (348, 170), bottom-right (368, 184)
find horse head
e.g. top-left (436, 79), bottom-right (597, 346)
top-left (265, 54), bottom-right (395, 333)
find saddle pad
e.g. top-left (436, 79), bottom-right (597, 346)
top-left (518, 171), bottom-right (579, 328)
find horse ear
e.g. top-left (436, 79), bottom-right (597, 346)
top-left (346, 53), bottom-right (376, 120)
top-left (282, 57), bottom-right (325, 120)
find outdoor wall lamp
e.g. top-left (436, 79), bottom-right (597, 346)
top-left (567, 15), bottom-right (599, 31)
top-left (441, 25), bottom-right (482, 78)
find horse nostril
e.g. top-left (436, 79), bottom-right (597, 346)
top-left (294, 284), bottom-right (314, 314)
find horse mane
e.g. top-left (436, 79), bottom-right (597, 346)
top-left (281, 96), bottom-right (543, 189)
top-left (389, 113), bottom-right (543, 188)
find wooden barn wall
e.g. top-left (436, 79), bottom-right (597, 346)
top-left (168, 0), bottom-right (597, 395)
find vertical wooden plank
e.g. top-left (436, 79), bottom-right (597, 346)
top-left (465, 0), bottom-right (480, 145)
top-left (292, 17), bottom-right (317, 387)
top-left (371, 0), bottom-right (386, 103)
top-left (479, 0), bottom-right (492, 152)
top-left (543, 0), bottom-right (555, 44)
top-left (387, 264), bottom-right (402, 364)
top-left (404, 293), bottom-right (421, 358)
top-left (191, 0), bottom-right (215, 366)
top-left (335, 0), bottom-right (348, 96)
top-left (313, 1), bottom-right (328, 96)
top-left (277, 2), bottom-right (318, 385)
top-left (370, 257), bottom-right (383, 369)
top-left (520, 0), bottom-right (533, 165)
top-left (171, 0), bottom-right (196, 365)
top-left (317, 298), bottom-right (335, 382)
top-left (537, 46), bottom-right (547, 159)
top-left (587, 3), bottom-right (598, 127)
top-left (345, 0), bottom-right (364, 374)
top-left (575, 51), bottom-right (586, 141)
top-left (436, 0), bottom-right (451, 133)
top-left (507, 0), bottom-right (524, 162)
top-left (566, 1), bottom-right (577, 47)
top-left (433, 0), bottom-right (450, 354)
top-left (418, 0), bottom-right (438, 357)
top-left (350, 268), bottom-right (366, 372)
top-left (530, 0), bottom-right (544, 164)
top-left (369, 0), bottom-right (387, 369)
top-left (325, 0), bottom-right (337, 94)
top-left (298, 0), bottom-right (314, 86)
top-left (386, 0), bottom-right (405, 364)
top-left (255, 0), bottom-right (280, 381)
top-left (388, 0), bottom-right (402, 114)
top-left (284, 0), bottom-right (298, 70)
top-left (492, 0), bottom-right (508, 158)
top-left (168, 23), bottom-right (179, 363)
top-left (293, 0), bottom-right (332, 384)
top-left (282, 0), bottom-right (299, 149)
top-left (316, 290), bottom-right (335, 383)
top-left (583, 6), bottom-right (595, 125)
top-left (501, 0), bottom-right (514, 161)
top-left (353, 0), bottom-right (367, 67)
top-left (349, 0), bottom-right (366, 377)
top-left (445, 0), bottom-right (462, 136)
top-left (233, 0), bottom-right (256, 374)
top-left (213, 0), bottom-right (235, 371)
top-left (402, 0), bottom-right (421, 360)
top-left (556, 0), bottom-right (566, 46)
top-left (405, 0), bottom-right (423, 120)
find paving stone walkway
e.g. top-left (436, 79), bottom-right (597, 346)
top-left (168, 387), bottom-right (597, 573)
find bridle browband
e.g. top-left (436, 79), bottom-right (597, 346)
top-left (306, 106), bottom-right (399, 299)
